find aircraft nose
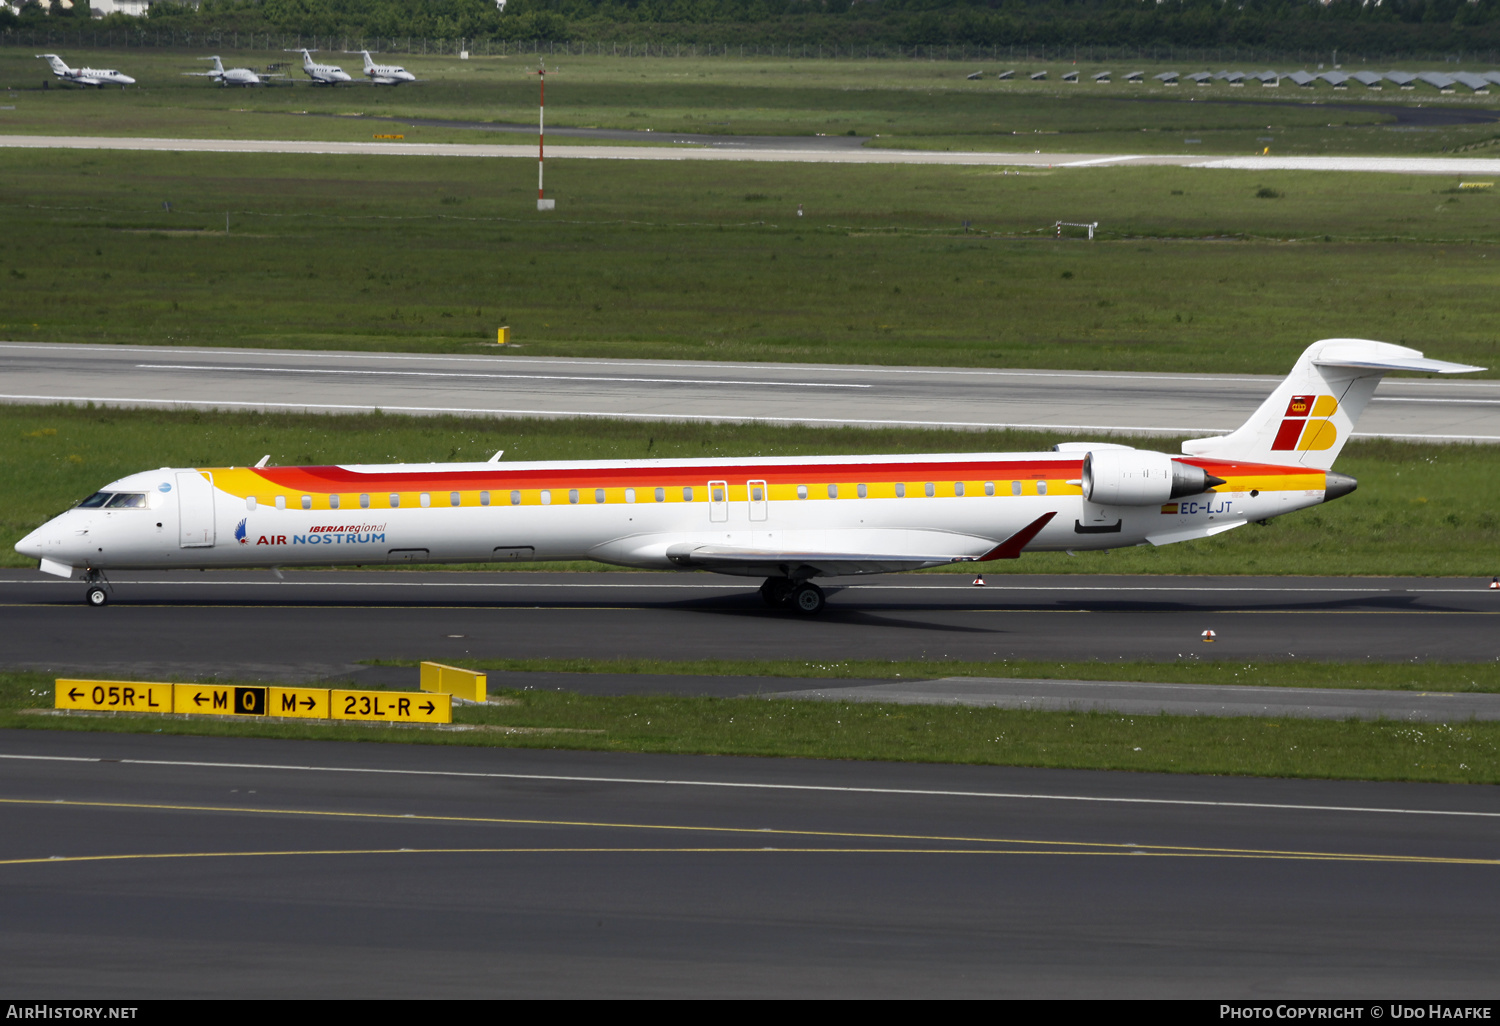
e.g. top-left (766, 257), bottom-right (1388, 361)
top-left (120, 76), bottom-right (136, 84)
top-left (15, 527), bottom-right (44, 559)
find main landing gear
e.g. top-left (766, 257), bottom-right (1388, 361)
top-left (759, 578), bottom-right (825, 615)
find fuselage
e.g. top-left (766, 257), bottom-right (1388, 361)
top-left (16, 451), bottom-right (1333, 576)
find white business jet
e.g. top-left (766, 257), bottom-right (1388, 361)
top-left (184, 56), bottom-right (281, 87)
top-left (285, 49), bottom-right (352, 85)
top-left (36, 54), bottom-right (135, 88)
top-left (14, 340), bottom-right (1482, 614)
top-left (348, 50), bottom-right (416, 85)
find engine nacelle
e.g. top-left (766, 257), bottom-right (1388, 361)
top-left (1082, 450), bottom-right (1225, 506)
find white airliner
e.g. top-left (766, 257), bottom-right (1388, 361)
top-left (348, 50), bottom-right (416, 85)
top-left (14, 340), bottom-right (1481, 613)
top-left (285, 49), bottom-right (352, 85)
top-left (184, 56), bottom-right (281, 87)
top-left (36, 54), bottom-right (135, 88)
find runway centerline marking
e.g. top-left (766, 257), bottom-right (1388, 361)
top-left (0, 797), bottom-right (1488, 865)
top-left (134, 363), bottom-right (871, 390)
top-left (3, 754), bottom-right (1495, 819)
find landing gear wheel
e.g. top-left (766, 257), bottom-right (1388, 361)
top-left (85, 586), bottom-right (109, 607)
top-left (790, 583), bottom-right (825, 615)
top-left (759, 578), bottom-right (794, 608)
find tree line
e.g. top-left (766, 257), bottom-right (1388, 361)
top-left (8, 0), bottom-right (1500, 58)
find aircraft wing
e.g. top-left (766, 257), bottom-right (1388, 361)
top-left (663, 513), bottom-right (1057, 578)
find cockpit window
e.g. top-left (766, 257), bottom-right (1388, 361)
top-left (104, 492), bottom-right (148, 508)
top-left (77, 492), bottom-right (112, 508)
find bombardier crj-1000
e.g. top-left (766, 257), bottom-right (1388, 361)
top-left (15, 340), bottom-right (1482, 613)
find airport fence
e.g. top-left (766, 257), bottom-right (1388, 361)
top-left (5, 28), bottom-right (1500, 68)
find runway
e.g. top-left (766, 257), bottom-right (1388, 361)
top-left (4, 342), bottom-right (1496, 441)
top-left (1, 571), bottom-right (1496, 683)
top-left (0, 730), bottom-right (1495, 996)
top-left (6, 133), bottom-right (1500, 174)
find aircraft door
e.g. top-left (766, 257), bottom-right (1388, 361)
top-left (176, 471), bottom-right (216, 548)
top-left (747, 479), bottom-right (768, 522)
top-left (708, 480), bottom-right (729, 523)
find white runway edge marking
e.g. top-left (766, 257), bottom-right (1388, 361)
top-left (0, 577), bottom-right (1485, 594)
top-left (11, 391), bottom-right (1500, 441)
top-left (2, 753), bottom-right (1494, 819)
top-left (135, 364), bottom-right (871, 390)
top-left (124, 364), bottom-right (1500, 403)
top-left (7, 341), bottom-right (1497, 391)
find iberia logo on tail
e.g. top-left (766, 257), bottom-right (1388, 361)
top-left (1271, 394), bottom-right (1339, 451)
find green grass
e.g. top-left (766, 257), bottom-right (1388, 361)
top-left (5, 49), bottom-right (1500, 156)
top-left (373, 656), bottom-right (1500, 692)
top-left (2, 669), bottom-right (1496, 784)
top-left (4, 404), bottom-right (1499, 576)
top-left (3, 147), bottom-right (1500, 372)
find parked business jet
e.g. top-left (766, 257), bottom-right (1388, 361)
top-left (348, 50), bottom-right (416, 85)
top-left (184, 56), bottom-right (281, 87)
top-left (36, 54), bottom-right (135, 88)
top-left (15, 340), bottom-right (1481, 613)
top-left (285, 49), bottom-right (352, 85)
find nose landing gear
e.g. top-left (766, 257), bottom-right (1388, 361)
top-left (81, 569), bottom-right (111, 607)
top-left (759, 577), bottom-right (825, 615)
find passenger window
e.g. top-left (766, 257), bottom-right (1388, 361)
top-left (276, 495), bottom-right (287, 511)
top-left (390, 494), bottom-right (400, 508)
top-left (1038, 482), bottom-right (1048, 495)
top-left (683, 486), bottom-right (693, 502)
top-left (420, 493), bottom-right (431, 508)
top-left (954, 482), bottom-right (965, 497)
top-left (569, 489), bottom-right (579, 505)
top-left (924, 483), bottom-right (935, 497)
top-left (330, 495), bottom-right (341, 510)
top-left (625, 488), bottom-right (636, 504)
top-left (750, 485), bottom-right (763, 502)
top-left (541, 490), bottom-right (552, 505)
top-left (797, 485), bottom-right (808, 499)
top-left (595, 488), bottom-right (606, 504)
top-left (481, 491), bottom-right (491, 506)
top-left (655, 487), bottom-right (665, 503)
top-left (984, 482), bottom-right (995, 497)
top-left (895, 483), bottom-right (905, 498)
top-left (450, 492), bottom-right (461, 507)
top-left (246, 496), bottom-right (257, 511)
top-left (301, 495), bottom-right (312, 510)
top-left (360, 493), bottom-right (370, 509)
top-left (78, 492), bottom-right (112, 508)
top-left (827, 484), bottom-right (838, 499)
top-left (712, 486), bottom-right (725, 502)
top-left (1011, 481), bottom-right (1022, 496)
top-left (857, 483), bottom-right (867, 498)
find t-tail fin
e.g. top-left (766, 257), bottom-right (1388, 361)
top-left (1182, 338), bottom-right (1483, 470)
top-left (37, 54), bottom-right (69, 76)
top-left (362, 51), bottom-right (376, 69)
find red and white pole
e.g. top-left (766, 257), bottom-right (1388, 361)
top-left (535, 61), bottom-right (554, 210)
top-left (538, 62), bottom-right (545, 200)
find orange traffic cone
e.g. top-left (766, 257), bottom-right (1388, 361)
top-left (1201, 629), bottom-right (1217, 642)
top-left (972, 575), bottom-right (986, 586)
top-left (1491, 577), bottom-right (1499, 590)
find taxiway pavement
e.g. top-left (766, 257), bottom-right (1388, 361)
top-left (1, 730), bottom-right (1495, 997)
top-left (1, 571), bottom-right (1495, 682)
top-left (4, 342), bottom-right (1496, 441)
